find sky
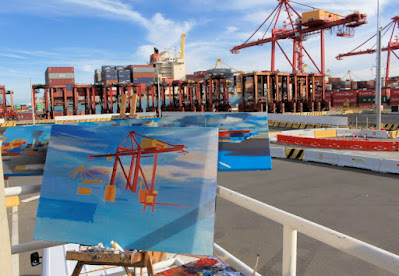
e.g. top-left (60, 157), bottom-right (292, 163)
top-left (0, 0), bottom-right (398, 104)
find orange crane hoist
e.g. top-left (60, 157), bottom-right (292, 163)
top-left (89, 131), bottom-right (188, 212)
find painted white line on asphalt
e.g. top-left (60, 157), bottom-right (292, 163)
top-left (12, 206), bottom-right (19, 276)
top-left (21, 195), bottom-right (40, 203)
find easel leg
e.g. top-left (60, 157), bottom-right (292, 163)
top-left (71, 261), bottom-right (84, 276)
top-left (146, 257), bottom-right (154, 276)
top-left (124, 266), bottom-right (133, 276)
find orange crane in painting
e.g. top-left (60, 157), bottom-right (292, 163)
top-left (89, 131), bottom-right (188, 212)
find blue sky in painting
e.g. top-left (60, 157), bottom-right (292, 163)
top-left (34, 125), bottom-right (218, 254)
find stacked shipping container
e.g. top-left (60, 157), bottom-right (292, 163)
top-left (45, 67), bottom-right (75, 85)
top-left (131, 65), bottom-right (155, 84)
top-left (390, 88), bottom-right (399, 106)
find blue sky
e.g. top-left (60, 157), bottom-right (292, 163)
top-left (0, 0), bottom-right (398, 103)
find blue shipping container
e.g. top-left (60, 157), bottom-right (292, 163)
top-left (133, 78), bottom-right (155, 84)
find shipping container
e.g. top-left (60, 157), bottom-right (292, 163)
top-left (47, 79), bottom-right (75, 85)
top-left (102, 66), bottom-right (115, 71)
top-left (103, 74), bottom-right (118, 80)
top-left (132, 67), bottom-right (156, 73)
top-left (133, 78), bottom-right (155, 84)
top-left (105, 80), bottom-right (118, 85)
top-left (47, 73), bottom-right (75, 79)
top-left (115, 66), bottom-right (127, 70)
top-left (358, 96), bottom-right (389, 104)
top-left (46, 67), bottom-right (74, 73)
top-left (130, 65), bottom-right (153, 68)
top-left (132, 72), bottom-right (155, 78)
top-left (118, 69), bottom-right (130, 74)
top-left (332, 91), bottom-right (358, 97)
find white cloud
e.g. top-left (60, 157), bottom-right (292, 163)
top-left (50, 142), bottom-right (99, 155)
top-left (0, 53), bottom-right (26, 59)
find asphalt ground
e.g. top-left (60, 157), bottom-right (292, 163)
top-left (7, 159), bottom-right (399, 276)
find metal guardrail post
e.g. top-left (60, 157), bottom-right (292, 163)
top-left (0, 157), bottom-right (14, 275)
top-left (5, 184), bottom-right (41, 197)
top-left (282, 225), bottom-right (297, 276)
top-left (11, 240), bottom-right (64, 255)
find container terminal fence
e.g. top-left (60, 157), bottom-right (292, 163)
top-left (3, 179), bottom-right (399, 276)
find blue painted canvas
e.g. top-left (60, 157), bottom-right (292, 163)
top-left (143, 113), bottom-right (271, 171)
top-left (34, 125), bottom-right (218, 255)
top-left (1, 125), bottom-right (52, 176)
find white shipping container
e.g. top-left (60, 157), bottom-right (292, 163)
top-left (132, 67), bottom-right (156, 73)
top-left (47, 73), bottom-right (75, 79)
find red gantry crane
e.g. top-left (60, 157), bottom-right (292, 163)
top-left (230, 0), bottom-right (367, 75)
top-left (89, 131), bottom-right (188, 212)
top-left (336, 16), bottom-right (399, 81)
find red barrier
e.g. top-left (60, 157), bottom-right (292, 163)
top-left (276, 134), bottom-right (396, 151)
top-left (368, 141), bottom-right (395, 151)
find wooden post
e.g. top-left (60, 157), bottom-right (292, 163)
top-left (0, 155), bottom-right (14, 275)
top-left (120, 94), bottom-right (127, 116)
top-left (130, 94), bottom-right (138, 116)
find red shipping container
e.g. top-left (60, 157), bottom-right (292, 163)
top-left (391, 88), bottom-right (399, 95)
top-left (47, 79), bottom-right (75, 85)
top-left (130, 65), bottom-right (153, 68)
top-left (46, 67), bottom-right (74, 73)
top-left (105, 80), bottom-right (118, 85)
top-left (132, 72), bottom-right (155, 78)
top-left (332, 91), bottom-right (358, 97)
top-left (358, 90), bottom-right (374, 97)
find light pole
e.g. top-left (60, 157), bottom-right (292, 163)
top-left (376, 0), bottom-right (382, 130)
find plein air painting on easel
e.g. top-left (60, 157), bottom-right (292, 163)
top-left (34, 125), bottom-right (218, 255)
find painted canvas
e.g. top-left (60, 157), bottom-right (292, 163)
top-left (143, 113), bottom-right (271, 171)
top-left (34, 125), bottom-right (218, 255)
top-left (1, 125), bottom-right (52, 176)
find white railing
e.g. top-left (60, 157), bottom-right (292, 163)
top-left (5, 184), bottom-right (399, 275)
top-left (217, 186), bottom-right (399, 275)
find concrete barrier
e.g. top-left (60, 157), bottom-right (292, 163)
top-left (337, 154), bottom-right (381, 171)
top-left (379, 159), bottom-right (399, 174)
top-left (268, 114), bottom-right (348, 126)
top-left (336, 128), bottom-right (362, 137)
top-left (269, 132), bottom-right (280, 142)
top-left (281, 130), bottom-right (315, 138)
top-left (304, 150), bottom-right (339, 165)
top-left (314, 129), bottom-right (337, 138)
top-left (270, 147), bottom-right (285, 158)
top-left (360, 129), bottom-right (389, 139)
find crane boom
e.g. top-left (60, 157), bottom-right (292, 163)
top-left (229, 0), bottom-right (367, 74)
top-left (336, 16), bottom-right (399, 80)
top-left (231, 12), bottom-right (367, 52)
top-left (336, 43), bottom-right (399, 59)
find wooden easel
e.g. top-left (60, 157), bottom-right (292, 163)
top-left (66, 250), bottom-right (166, 276)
